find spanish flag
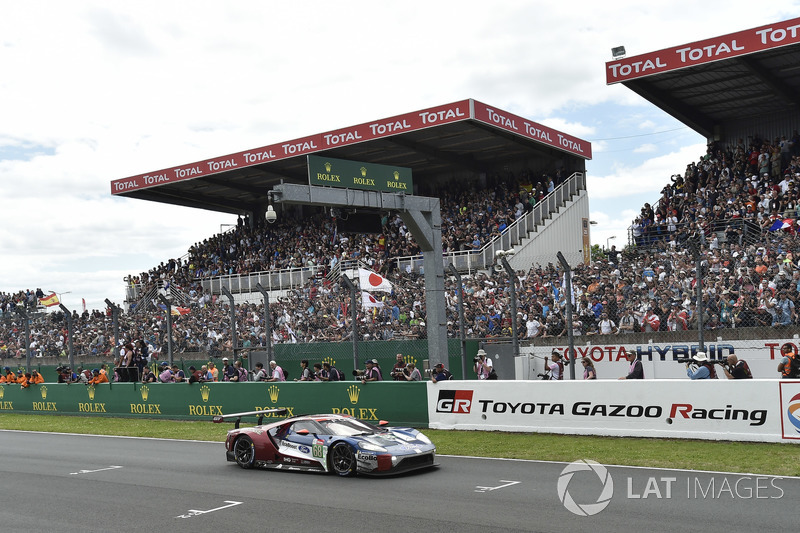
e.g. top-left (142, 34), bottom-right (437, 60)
top-left (171, 307), bottom-right (191, 316)
top-left (38, 293), bottom-right (60, 307)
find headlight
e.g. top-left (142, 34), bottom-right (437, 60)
top-left (415, 433), bottom-right (432, 445)
top-left (360, 442), bottom-right (387, 452)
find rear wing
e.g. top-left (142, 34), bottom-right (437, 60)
top-left (212, 408), bottom-right (288, 429)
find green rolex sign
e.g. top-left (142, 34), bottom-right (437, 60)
top-left (308, 155), bottom-right (413, 193)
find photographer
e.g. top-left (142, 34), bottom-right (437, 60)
top-left (473, 349), bottom-right (493, 380)
top-left (545, 351), bottom-right (563, 380)
top-left (390, 353), bottom-right (407, 381)
top-left (723, 355), bottom-right (752, 379)
top-left (778, 343), bottom-right (800, 378)
top-left (361, 359), bottom-right (382, 384)
top-left (430, 363), bottom-right (452, 383)
top-left (685, 352), bottom-right (717, 380)
top-left (400, 362), bottom-right (422, 381)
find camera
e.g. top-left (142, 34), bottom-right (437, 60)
top-left (676, 358), bottom-right (695, 364)
top-left (352, 369), bottom-right (366, 377)
top-left (473, 356), bottom-right (480, 363)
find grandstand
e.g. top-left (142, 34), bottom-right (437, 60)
top-left (3, 20), bottom-right (800, 381)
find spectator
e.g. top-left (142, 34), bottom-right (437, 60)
top-left (544, 351), bottom-right (563, 380)
top-left (88, 368), bottom-right (109, 385)
top-left (401, 362), bottom-right (422, 381)
top-left (618, 348), bottom-right (644, 380)
top-left (389, 353), bottom-right (407, 381)
top-left (581, 357), bottom-right (596, 380)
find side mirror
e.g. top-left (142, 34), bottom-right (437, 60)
top-left (296, 429), bottom-right (310, 435)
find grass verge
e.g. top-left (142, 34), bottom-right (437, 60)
top-left (1, 414), bottom-right (796, 477)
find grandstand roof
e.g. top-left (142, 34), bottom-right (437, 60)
top-left (606, 17), bottom-right (800, 139)
top-left (110, 99), bottom-right (590, 216)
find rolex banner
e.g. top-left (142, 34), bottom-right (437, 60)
top-left (308, 154), bottom-right (412, 193)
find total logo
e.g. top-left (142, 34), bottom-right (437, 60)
top-left (436, 390), bottom-right (473, 414)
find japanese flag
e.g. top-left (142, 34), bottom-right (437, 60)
top-left (361, 292), bottom-right (385, 309)
top-left (358, 268), bottom-right (392, 293)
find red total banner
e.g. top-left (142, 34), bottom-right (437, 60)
top-left (472, 100), bottom-right (591, 159)
top-left (111, 99), bottom-right (591, 194)
top-left (606, 17), bottom-right (800, 84)
top-left (111, 100), bottom-right (473, 195)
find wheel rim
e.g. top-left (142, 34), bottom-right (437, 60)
top-left (331, 444), bottom-right (354, 473)
top-left (235, 437), bottom-right (254, 465)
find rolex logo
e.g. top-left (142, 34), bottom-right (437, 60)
top-left (360, 166), bottom-right (367, 177)
top-left (140, 385), bottom-right (150, 402)
top-left (0, 387), bottom-right (4, 399)
top-left (322, 357), bottom-right (336, 367)
top-left (404, 355), bottom-right (417, 366)
top-left (347, 385), bottom-right (360, 405)
top-left (268, 385), bottom-right (279, 404)
top-left (87, 385), bottom-right (96, 400)
top-left (325, 161), bottom-right (332, 172)
top-left (393, 170), bottom-right (399, 180)
top-left (200, 385), bottom-right (211, 403)
top-left (40, 385), bottom-right (48, 400)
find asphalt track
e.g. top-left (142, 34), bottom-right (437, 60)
top-left (0, 430), bottom-right (797, 533)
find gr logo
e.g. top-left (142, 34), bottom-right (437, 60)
top-left (436, 390), bottom-right (474, 414)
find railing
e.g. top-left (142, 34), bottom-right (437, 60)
top-left (200, 266), bottom-right (325, 295)
top-left (392, 171), bottom-right (585, 274)
top-left (627, 217), bottom-right (766, 251)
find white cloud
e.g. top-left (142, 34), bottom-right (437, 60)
top-left (633, 143), bottom-right (658, 153)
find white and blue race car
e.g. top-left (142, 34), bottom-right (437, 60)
top-left (217, 410), bottom-right (437, 476)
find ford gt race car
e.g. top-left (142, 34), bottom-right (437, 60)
top-left (214, 409), bottom-right (437, 476)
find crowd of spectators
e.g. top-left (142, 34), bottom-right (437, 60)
top-left (3, 132), bottom-right (800, 361)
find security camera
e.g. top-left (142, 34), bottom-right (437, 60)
top-left (265, 205), bottom-right (277, 224)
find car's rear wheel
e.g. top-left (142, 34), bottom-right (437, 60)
top-left (234, 435), bottom-right (256, 469)
top-left (329, 442), bottom-right (356, 476)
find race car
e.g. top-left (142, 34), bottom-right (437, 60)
top-left (214, 409), bottom-right (437, 476)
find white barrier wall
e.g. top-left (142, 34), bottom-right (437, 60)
top-left (518, 337), bottom-right (800, 380)
top-left (427, 379), bottom-right (800, 443)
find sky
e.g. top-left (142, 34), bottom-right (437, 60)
top-left (1, 1), bottom-right (798, 312)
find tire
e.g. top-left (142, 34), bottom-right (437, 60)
top-left (329, 442), bottom-right (356, 477)
top-left (233, 435), bottom-right (256, 469)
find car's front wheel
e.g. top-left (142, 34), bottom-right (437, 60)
top-left (329, 442), bottom-right (356, 476)
top-left (234, 435), bottom-right (256, 469)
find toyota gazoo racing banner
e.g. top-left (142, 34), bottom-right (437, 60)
top-left (427, 380), bottom-right (800, 443)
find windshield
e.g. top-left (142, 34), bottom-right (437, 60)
top-left (317, 418), bottom-right (379, 436)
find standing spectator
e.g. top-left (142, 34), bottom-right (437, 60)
top-left (618, 348), bottom-right (644, 380)
top-left (222, 358), bottom-right (237, 381)
top-left (234, 360), bottom-right (249, 381)
top-left (141, 365), bottom-right (156, 383)
top-left (208, 362), bottom-right (219, 382)
top-left (778, 343), bottom-right (800, 378)
top-left (581, 357), bottom-right (597, 380)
